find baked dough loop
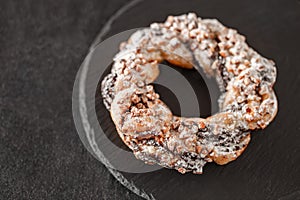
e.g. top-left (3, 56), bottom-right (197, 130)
top-left (101, 13), bottom-right (277, 174)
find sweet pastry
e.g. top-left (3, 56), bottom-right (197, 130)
top-left (101, 13), bottom-right (277, 174)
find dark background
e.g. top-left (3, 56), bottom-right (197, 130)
top-left (0, 0), bottom-right (141, 199)
top-left (1, 0), bottom-right (299, 200)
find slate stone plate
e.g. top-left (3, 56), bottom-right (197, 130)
top-left (73, 0), bottom-right (300, 199)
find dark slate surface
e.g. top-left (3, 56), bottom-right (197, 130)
top-left (1, 0), bottom-right (300, 200)
top-left (89, 0), bottom-right (300, 199)
top-left (0, 0), bottom-right (141, 199)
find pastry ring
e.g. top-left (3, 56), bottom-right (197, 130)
top-left (101, 13), bottom-right (277, 174)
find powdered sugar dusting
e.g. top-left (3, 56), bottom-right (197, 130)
top-left (101, 13), bottom-right (278, 174)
